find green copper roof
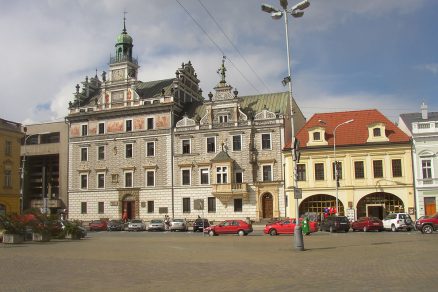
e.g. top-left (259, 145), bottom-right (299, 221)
top-left (116, 32), bottom-right (133, 44)
top-left (135, 78), bottom-right (174, 99)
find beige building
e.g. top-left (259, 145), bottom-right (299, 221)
top-left (21, 121), bottom-right (68, 214)
top-left (0, 118), bottom-right (23, 215)
top-left (284, 110), bottom-right (415, 221)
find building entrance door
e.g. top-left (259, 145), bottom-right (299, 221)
top-left (424, 197), bottom-right (436, 216)
top-left (367, 204), bottom-right (384, 219)
top-left (123, 201), bottom-right (135, 220)
top-left (262, 193), bottom-right (273, 218)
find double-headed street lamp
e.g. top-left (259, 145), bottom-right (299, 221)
top-left (261, 0), bottom-right (310, 251)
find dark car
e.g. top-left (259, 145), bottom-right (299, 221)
top-left (193, 218), bottom-right (210, 232)
top-left (351, 217), bottom-right (383, 232)
top-left (89, 220), bottom-right (108, 231)
top-left (320, 216), bottom-right (350, 233)
top-left (415, 213), bottom-right (438, 234)
top-left (107, 219), bottom-right (124, 231)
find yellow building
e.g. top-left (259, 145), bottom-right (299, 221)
top-left (284, 110), bottom-right (415, 221)
top-left (0, 118), bottom-right (23, 215)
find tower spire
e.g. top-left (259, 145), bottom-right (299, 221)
top-left (123, 10), bottom-right (127, 33)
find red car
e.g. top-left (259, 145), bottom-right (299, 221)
top-left (415, 213), bottom-right (438, 234)
top-left (204, 220), bottom-right (253, 236)
top-left (263, 218), bottom-right (318, 236)
top-left (89, 220), bottom-right (108, 231)
top-left (351, 217), bottom-right (383, 232)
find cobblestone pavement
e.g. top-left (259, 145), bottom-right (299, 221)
top-left (1, 229), bottom-right (437, 292)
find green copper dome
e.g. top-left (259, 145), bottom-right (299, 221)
top-left (116, 31), bottom-right (133, 44)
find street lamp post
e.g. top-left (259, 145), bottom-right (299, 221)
top-left (261, 0), bottom-right (310, 251)
top-left (333, 119), bottom-right (354, 215)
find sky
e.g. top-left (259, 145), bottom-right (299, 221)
top-left (0, 0), bottom-right (437, 125)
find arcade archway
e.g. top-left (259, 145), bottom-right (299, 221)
top-left (299, 194), bottom-right (345, 217)
top-left (356, 192), bottom-right (404, 219)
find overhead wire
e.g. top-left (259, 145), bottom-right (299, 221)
top-left (175, 0), bottom-right (262, 94)
top-left (196, 0), bottom-right (272, 93)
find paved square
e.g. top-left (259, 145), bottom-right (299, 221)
top-left (1, 231), bottom-right (437, 291)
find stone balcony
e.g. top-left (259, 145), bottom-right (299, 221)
top-left (211, 183), bottom-right (249, 206)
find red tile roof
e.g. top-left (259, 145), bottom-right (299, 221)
top-left (285, 109), bottom-right (410, 149)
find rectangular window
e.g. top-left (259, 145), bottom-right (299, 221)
top-left (297, 164), bottom-right (306, 181)
top-left (232, 135), bottom-right (242, 151)
top-left (5, 141), bottom-right (12, 156)
top-left (208, 197), bottom-right (216, 213)
top-left (80, 174), bottom-right (88, 189)
top-left (147, 118), bottom-right (154, 130)
top-left (183, 198), bottom-right (191, 213)
top-left (216, 166), bottom-right (228, 184)
top-left (182, 139), bottom-right (190, 154)
top-left (98, 122), bottom-right (105, 134)
top-left (422, 160), bottom-right (432, 179)
top-left (125, 143), bottom-right (133, 158)
top-left (146, 142), bottom-right (155, 157)
top-left (182, 169), bottom-right (191, 186)
top-left (261, 133), bottom-right (271, 150)
top-left (81, 124), bottom-right (88, 136)
top-left (235, 172), bottom-right (243, 183)
top-left (207, 137), bottom-right (216, 153)
top-left (200, 168), bottom-right (209, 185)
top-left (332, 162), bottom-right (343, 180)
top-left (124, 172), bottom-right (133, 188)
top-left (4, 170), bottom-right (12, 187)
top-left (146, 170), bottom-right (155, 187)
top-left (81, 202), bottom-right (87, 214)
top-left (147, 201), bottom-right (154, 213)
top-left (125, 119), bottom-right (132, 132)
top-left (373, 160), bottom-right (383, 178)
top-left (40, 133), bottom-right (60, 144)
top-left (262, 165), bottom-right (272, 182)
top-left (234, 198), bottom-right (243, 212)
top-left (355, 161), bottom-right (365, 179)
top-left (98, 202), bottom-right (104, 214)
top-left (81, 147), bottom-right (88, 161)
top-left (97, 146), bottom-right (105, 160)
top-left (392, 159), bottom-right (402, 177)
top-left (97, 173), bottom-right (105, 189)
top-left (313, 132), bottom-right (321, 141)
top-left (219, 115), bottom-right (228, 123)
top-left (315, 163), bottom-right (325, 180)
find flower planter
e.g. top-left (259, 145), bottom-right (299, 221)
top-left (3, 233), bottom-right (24, 244)
top-left (32, 232), bottom-right (51, 242)
top-left (70, 232), bottom-right (82, 240)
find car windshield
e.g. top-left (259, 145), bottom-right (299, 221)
top-left (173, 219), bottom-right (184, 222)
top-left (151, 220), bottom-right (163, 223)
top-left (385, 214), bottom-right (397, 220)
top-left (131, 220), bottom-right (142, 223)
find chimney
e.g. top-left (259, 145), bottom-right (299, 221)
top-left (421, 102), bottom-right (428, 120)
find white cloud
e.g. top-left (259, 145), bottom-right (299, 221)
top-left (416, 63), bottom-right (438, 75)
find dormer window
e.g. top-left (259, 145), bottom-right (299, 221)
top-left (307, 127), bottom-right (328, 147)
top-left (373, 128), bottom-right (381, 137)
top-left (219, 115), bottom-right (228, 123)
top-left (313, 132), bottom-right (321, 141)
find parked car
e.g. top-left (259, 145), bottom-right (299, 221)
top-left (89, 220), bottom-right (108, 232)
top-left (193, 218), bottom-right (210, 232)
top-left (320, 216), bottom-right (350, 233)
top-left (127, 219), bottom-right (146, 231)
top-left (107, 219), bottom-right (124, 231)
top-left (382, 213), bottom-right (413, 232)
top-left (263, 218), bottom-right (318, 236)
top-left (351, 217), bottom-right (383, 232)
top-left (60, 220), bottom-right (87, 238)
top-left (415, 213), bottom-right (438, 234)
top-left (147, 219), bottom-right (165, 231)
top-left (170, 219), bottom-right (188, 232)
top-left (204, 220), bottom-right (253, 236)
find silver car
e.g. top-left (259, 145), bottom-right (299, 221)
top-left (127, 219), bottom-right (146, 231)
top-left (148, 219), bottom-right (165, 231)
top-left (170, 219), bottom-right (188, 232)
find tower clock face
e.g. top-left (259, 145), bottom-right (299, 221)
top-left (112, 69), bottom-right (125, 81)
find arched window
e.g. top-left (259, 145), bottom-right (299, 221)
top-left (373, 128), bottom-right (381, 137)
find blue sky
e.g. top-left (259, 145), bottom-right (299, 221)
top-left (0, 0), bottom-right (437, 124)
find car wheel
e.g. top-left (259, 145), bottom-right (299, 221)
top-left (208, 230), bottom-right (215, 236)
top-left (329, 226), bottom-right (334, 233)
top-left (238, 230), bottom-right (245, 236)
top-left (407, 227), bottom-right (412, 232)
top-left (269, 229), bottom-right (277, 236)
top-left (363, 226), bottom-right (367, 232)
top-left (422, 225), bottom-right (433, 234)
top-left (391, 224), bottom-right (397, 232)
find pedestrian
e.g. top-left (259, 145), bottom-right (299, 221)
top-left (122, 209), bottom-right (128, 223)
